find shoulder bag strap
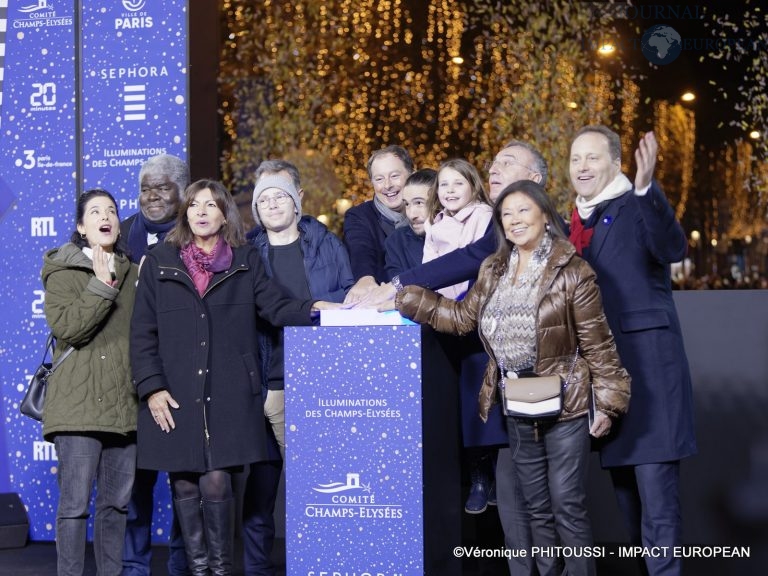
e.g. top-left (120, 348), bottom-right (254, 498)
top-left (562, 346), bottom-right (580, 389)
top-left (47, 334), bottom-right (75, 372)
top-left (41, 332), bottom-right (55, 363)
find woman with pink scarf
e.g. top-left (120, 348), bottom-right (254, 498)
top-left (130, 179), bottom-right (335, 575)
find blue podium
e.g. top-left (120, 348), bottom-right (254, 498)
top-left (284, 325), bottom-right (424, 576)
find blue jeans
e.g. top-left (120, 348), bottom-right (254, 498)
top-left (509, 417), bottom-right (594, 576)
top-left (122, 468), bottom-right (189, 576)
top-left (54, 433), bottom-right (136, 576)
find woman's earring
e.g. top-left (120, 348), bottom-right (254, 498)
top-left (545, 222), bottom-right (551, 232)
top-left (80, 233), bottom-right (87, 240)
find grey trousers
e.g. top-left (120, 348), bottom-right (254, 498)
top-left (509, 416), bottom-right (595, 576)
top-left (495, 446), bottom-right (535, 575)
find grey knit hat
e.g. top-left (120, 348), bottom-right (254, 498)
top-left (251, 176), bottom-right (301, 226)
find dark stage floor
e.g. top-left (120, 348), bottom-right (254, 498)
top-left (0, 540), bottom-right (624, 576)
top-left (0, 539), bottom-right (753, 576)
top-left (0, 504), bottom-right (756, 576)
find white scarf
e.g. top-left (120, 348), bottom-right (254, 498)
top-left (82, 246), bottom-right (116, 275)
top-left (575, 173), bottom-right (633, 220)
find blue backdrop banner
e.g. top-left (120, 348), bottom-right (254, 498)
top-left (0, 0), bottom-right (188, 541)
top-left (285, 326), bottom-right (424, 576)
top-left (0, 1), bottom-right (78, 537)
top-left (79, 0), bottom-right (189, 211)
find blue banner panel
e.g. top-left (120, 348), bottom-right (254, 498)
top-left (79, 0), bottom-right (188, 212)
top-left (0, 0), bottom-right (7, 163)
top-left (0, 0), bottom-right (188, 542)
top-left (284, 326), bottom-right (424, 576)
top-left (0, 0), bottom-right (77, 538)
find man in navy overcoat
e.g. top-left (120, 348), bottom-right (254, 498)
top-left (569, 126), bottom-right (697, 576)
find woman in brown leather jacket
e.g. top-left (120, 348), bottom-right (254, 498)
top-left (396, 180), bottom-right (630, 576)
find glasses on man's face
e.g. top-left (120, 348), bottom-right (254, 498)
top-left (257, 191), bottom-right (291, 208)
top-left (483, 158), bottom-right (535, 174)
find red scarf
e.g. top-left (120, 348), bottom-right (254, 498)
top-left (569, 207), bottom-right (594, 256)
top-left (179, 237), bottom-right (233, 296)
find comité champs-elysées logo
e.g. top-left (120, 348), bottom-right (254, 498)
top-left (15, 1), bottom-right (72, 28)
top-left (307, 473), bottom-right (403, 520)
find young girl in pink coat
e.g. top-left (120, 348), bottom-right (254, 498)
top-left (422, 158), bottom-right (492, 300)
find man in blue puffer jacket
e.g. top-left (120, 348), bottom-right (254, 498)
top-left (244, 160), bottom-right (355, 575)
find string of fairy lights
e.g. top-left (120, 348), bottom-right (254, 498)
top-left (218, 0), bottom-right (765, 268)
top-left (655, 100), bottom-right (696, 221)
top-left (218, 0), bottom-right (616, 217)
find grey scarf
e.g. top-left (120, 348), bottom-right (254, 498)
top-left (373, 195), bottom-right (409, 229)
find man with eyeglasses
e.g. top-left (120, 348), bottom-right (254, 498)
top-left (244, 160), bottom-right (355, 575)
top-left (121, 153), bottom-right (191, 576)
top-left (355, 140), bottom-right (548, 576)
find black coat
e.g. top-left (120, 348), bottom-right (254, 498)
top-left (582, 182), bottom-right (697, 467)
top-left (130, 241), bottom-right (315, 472)
top-left (342, 200), bottom-right (394, 283)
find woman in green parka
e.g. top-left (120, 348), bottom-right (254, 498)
top-left (41, 189), bottom-right (138, 576)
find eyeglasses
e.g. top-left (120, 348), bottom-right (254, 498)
top-left (483, 158), bottom-right (536, 174)
top-left (256, 191), bottom-right (291, 208)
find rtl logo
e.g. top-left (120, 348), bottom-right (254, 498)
top-left (31, 216), bottom-right (57, 237)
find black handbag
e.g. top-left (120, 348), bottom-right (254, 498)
top-left (20, 333), bottom-right (74, 421)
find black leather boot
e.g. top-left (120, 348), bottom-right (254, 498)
top-left (202, 498), bottom-right (235, 576)
top-left (465, 454), bottom-right (491, 514)
top-left (174, 497), bottom-right (209, 576)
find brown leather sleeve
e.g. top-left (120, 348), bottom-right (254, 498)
top-left (570, 259), bottom-right (631, 417)
top-left (396, 279), bottom-right (485, 336)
